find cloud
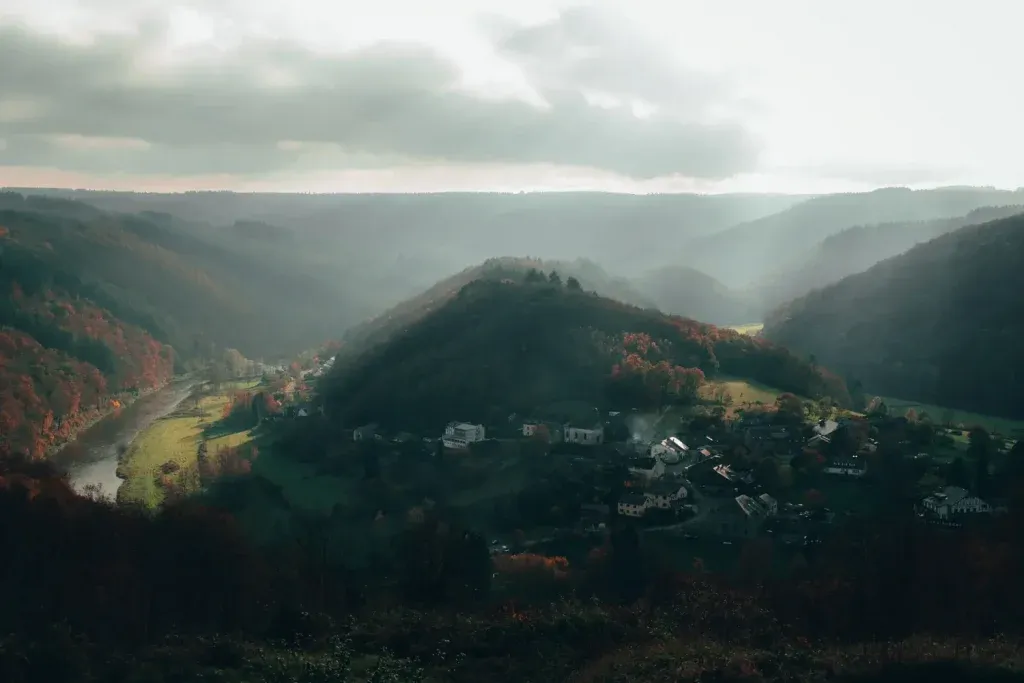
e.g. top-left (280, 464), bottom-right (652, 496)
top-left (488, 6), bottom-right (736, 116)
top-left (0, 9), bottom-right (759, 180)
top-left (771, 162), bottom-right (968, 188)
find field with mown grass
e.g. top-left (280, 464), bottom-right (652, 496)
top-left (116, 380), bottom-right (260, 507)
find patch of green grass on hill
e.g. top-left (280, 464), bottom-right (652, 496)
top-left (880, 396), bottom-right (1024, 436)
top-left (730, 322), bottom-right (764, 335)
top-left (702, 376), bottom-right (783, 407)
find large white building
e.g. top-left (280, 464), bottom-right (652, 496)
top-left (442, 422), bottom-right (486, 450)
top-left (564, 423), bottom-right (604, 445)
top-left (921, 486), bottom-right (991, 519)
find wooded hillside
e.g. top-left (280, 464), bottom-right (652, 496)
top-left (323, 278), bottom-right (850, 430)
top-left (763, 213), bottom-right (1024, 418)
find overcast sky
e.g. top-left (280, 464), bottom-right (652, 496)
top-left (0, 0), bottom-right (1021, 193)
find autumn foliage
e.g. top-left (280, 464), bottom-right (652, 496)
top-left (0, 279), bottom-right (175, 459)
top-left (198, 443), bottom-right (258, 483)
top-left (608, 331), bottom-right (706, 407)
top-left (493, 552), bottom-right (571, 579)
top-left (325, 281), bottom-right (850, 430)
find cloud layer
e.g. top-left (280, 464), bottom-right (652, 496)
top-left (0, 8), bottom-right (759, 180)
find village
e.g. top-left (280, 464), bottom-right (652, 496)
top-left (330, 388), bottom-right (1015, 563)
top-left (237, 348), bottom-right (1021, 575)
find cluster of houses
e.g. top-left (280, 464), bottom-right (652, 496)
top-left (617, 480), bottom-right (690, 517)
top-left (340, 403), bottom-right (1000, 543)
top-left (522, 420), bottom-right (605, 445)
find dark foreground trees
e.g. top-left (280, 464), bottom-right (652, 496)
top-left (2, 455), bottom-right (1024, 682)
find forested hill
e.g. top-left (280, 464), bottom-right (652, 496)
top-left (0, 192), bottom-right (348, 458)
top-left (21, 189), bottom-right (810, 276)
top-left (339, 257), bottom-right (657, 355)
top-left (754, 204), bottom-right (1024, 313)
top-left (762, 212), bottom-right (1024, 419)
top-left (0, 192), bottom-right (348, 356)
top-left (322, 279), bottom-right (850, 430)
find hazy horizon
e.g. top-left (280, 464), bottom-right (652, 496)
top-left (3, 183), bottom-right (1022, 197)
top-left (2, 0), bottom-right (1022, 194)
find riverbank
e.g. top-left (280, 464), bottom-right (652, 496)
top-left (115, 379), bottom-right (261, 507)
top-left (46, 375), bottom-right (192, 459)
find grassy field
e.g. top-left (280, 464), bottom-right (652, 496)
top-left (117, 380), bottom-right (260, 507)
top-left (879, 396), bottom-right (1024, 436)
top-left (729, 322), bottom-right (764, 336)
top-left (702, 376), bottom-right (783, 407)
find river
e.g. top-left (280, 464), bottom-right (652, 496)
top-left (55, 378), bottom-right (199, 500)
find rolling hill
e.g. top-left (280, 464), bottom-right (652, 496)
top-left (632, 265), bottom-right (758, 326)
top-left (682, 186), bottom-right (1024, 287)
top-left (0, 192), bottom-right (352, 357)
top-left (338, 256), bottom-right (658, 354)
top-left (322, 278), bottom-right (851, 431)
top-left (761, 213), bottom-right (1024, 419)
top-left (21, 189), bottom-right (810, 277)
top-left (753, 205), bottom-right (1024, 314)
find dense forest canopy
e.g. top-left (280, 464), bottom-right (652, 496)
top-left (763, 212), bottom-right (1024, 419)
top-left (322, 276), bottom-right (850, 430)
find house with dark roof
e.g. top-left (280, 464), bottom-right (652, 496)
top-left (618, 493), bottom-right (649, 517)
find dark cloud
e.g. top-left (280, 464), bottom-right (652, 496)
top-left (0, 11), bottom-right (760, 179)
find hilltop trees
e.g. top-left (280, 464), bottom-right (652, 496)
top-left (323, 280), bottom-right (850, 430)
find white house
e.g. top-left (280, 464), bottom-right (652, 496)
top-left (921, 486), bottom-right (991, 519)
top-left (823, 458), bottom-right (867, 477)
top-left (443, 422), bottom-right (486, 450)
top-left (645, 482), bottom-right (688, 509)
top-left (618, 493), bottom-right (649, 517)
top-left (353, 423), bottom-right (378, 441)
top-left (564, 423), bottom-right (604, 445)
top-left (629, 456), bottom-right (666, 480)
top-left (523, 422), bottom-right (539, 437)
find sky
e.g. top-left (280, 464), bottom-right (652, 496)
top-left (0, 0), bottom-right (1021, 194)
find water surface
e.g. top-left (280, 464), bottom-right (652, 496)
top-left (55, 379), bottom-right (198, 499)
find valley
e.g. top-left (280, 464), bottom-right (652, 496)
top-left (4, 4), bottom-right (1024, 677)
top-left (2, 186), bottom-right (1024, 683)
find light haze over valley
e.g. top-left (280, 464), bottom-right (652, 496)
top-left (2, 3), bottom-right (1024, 682)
